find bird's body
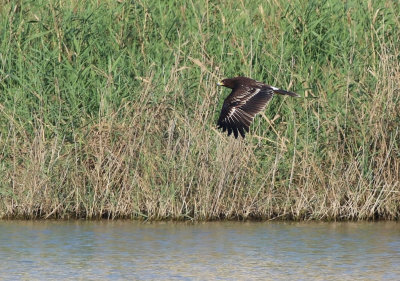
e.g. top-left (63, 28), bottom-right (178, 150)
top-left (217, 76), bottom-right (299, 139)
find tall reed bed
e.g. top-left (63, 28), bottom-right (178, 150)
top-left (0, 0), bottom-right (399, 220)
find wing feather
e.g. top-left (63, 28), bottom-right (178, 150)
top-left (217, 86), bottom-right (274, 138)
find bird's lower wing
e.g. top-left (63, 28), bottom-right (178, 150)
top-left (217, 87), bottom-right (274, 138)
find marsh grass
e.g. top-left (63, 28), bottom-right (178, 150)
top-left (0, 0), bottom-right (399, 220)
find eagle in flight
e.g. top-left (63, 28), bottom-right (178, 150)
top-left (217, 76), bottom-right (299, 138)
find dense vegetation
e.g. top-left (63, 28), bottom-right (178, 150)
top-left (0, 0), bottom-right (399, 220)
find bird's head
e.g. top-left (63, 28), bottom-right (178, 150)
top-left (217, 77), bottom-right (254, 89)
top-left (216, 78), bottom-right (236, 89)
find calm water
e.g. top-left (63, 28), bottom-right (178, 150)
top-left (0, 221), bottom-right (399, 280)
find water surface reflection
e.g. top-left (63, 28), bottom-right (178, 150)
top-left (0, 221), bottom-right (399, 280)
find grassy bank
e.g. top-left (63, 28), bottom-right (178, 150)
top-left (0, 0), bottom-right (399, 220)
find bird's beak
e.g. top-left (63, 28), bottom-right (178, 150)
top-left (216, 81), bottom-right (224, 86)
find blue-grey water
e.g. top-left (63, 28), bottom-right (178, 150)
top-left (0, 221), bottom-right (399, 280)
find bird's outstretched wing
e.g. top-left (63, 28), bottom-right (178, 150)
top-left (217, 86), bottom-right (274, 138)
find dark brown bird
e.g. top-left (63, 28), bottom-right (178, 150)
top-left (217, 76), bottom-right (299, 138)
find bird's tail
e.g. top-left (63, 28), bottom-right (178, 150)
top-left (274, 88), bottom-right (300, 98)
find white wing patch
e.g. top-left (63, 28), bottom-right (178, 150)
top-left (232, 88), bottom-right (261, 102)
top-left (224, 107), bottom-right (236, 123)
top-left (246, 88), bottom-right (261, 99)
